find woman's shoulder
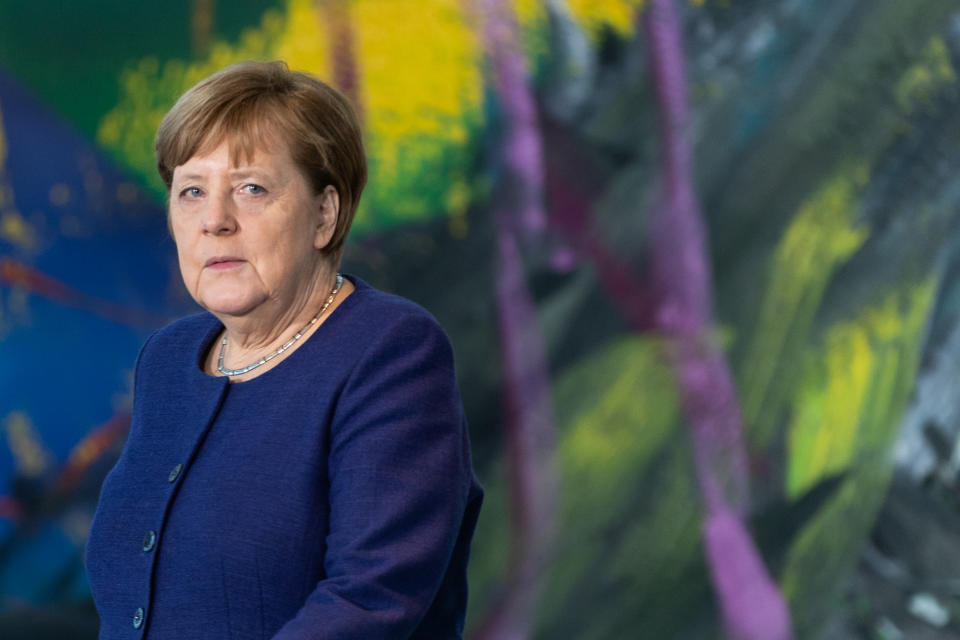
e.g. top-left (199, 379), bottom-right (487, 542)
top-left (138, 312), bottom-right (220, 369)
top-left (345, 275), bottom-right (447, 335)
top-left (334, 275), bottom-right (456, 368)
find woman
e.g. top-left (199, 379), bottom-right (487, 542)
top-left (86, 60), bottom-right (483, 639)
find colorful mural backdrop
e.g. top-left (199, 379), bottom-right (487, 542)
top-left (2, 0), bottom-right (960, 637)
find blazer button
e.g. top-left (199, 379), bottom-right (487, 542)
top-left (133, 607), bottom-right (145, 629)
top-left (168, 463), bottom-right (183, 483)
top-left (143, 530), bottom-right (157, 552)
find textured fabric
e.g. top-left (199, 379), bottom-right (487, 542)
top-left (86, 275), bottom-right (483, 639)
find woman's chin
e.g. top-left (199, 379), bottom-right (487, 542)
top-left (197, 294), bottom-right (264, 319)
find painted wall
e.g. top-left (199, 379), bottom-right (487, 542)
top-left (1, 1), bottom-right (959, 637)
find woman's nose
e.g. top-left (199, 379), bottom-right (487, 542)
top-left (201, 193), bottom-right (238, 235)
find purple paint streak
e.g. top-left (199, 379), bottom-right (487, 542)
top-left (472, 224), bottom-right (559, 640)
top-left (705, 507), bottom-right (794, 640)
top-left (644, 0), bottom-right (709, 337)
top-left (469, 1), bottom-right (559, 638)
top-left (642, 1), bottom-right (792, 638)
top-left (482, 0), bottom-right (547, 237)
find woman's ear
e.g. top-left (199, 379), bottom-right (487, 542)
top-left (314, 185), bottom-right (340, 250)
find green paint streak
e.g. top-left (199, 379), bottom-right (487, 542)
top-left (553, 337), bottom-right (678, 504)
top-left (542, 440), bottom-right (709, 639)
top-left (895, 36), bottom-right (956, 115)
top-left (505, 337), bottom-right (710, 636)
top-left (463, 457), bottom-right (511, 631)
top-left (784, 0), bottom-right (959, 160)
top-left (782, 462), bottom-right (890, 637)
top-left (740, 25), bottom-right (955, 489)
top-left (360, 124), bottom-right (483, 235)
top-left (717, 0), bottom-right (959, 233)
top-left (469, 336), bottom-right (697, 635)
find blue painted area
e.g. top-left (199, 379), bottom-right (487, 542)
top-left (0, 302), bottom-right (144, 464)
top-left (0, 67), bottom-right (198, 606)
top-left (0, 520), bottom-right (82, 607)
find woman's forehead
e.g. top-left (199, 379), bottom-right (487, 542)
top-left (192, 110), bottom-right (288, 160)
top-left (196, 131), bottom-right (270, 163)
top-left (177, 135), bottom-right (293, 174)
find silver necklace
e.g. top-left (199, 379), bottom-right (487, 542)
top-left (217, 273), bottom-right (344, 377)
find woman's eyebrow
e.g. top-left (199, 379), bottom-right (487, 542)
top-left (173, 169), bottom-right (274, 185)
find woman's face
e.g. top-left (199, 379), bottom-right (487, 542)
top-left (169, 139), bottom-right (338, 320)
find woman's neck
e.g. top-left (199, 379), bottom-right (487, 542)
top-left (206, 270), bottom-right (354, 381)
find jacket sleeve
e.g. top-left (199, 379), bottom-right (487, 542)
top-left (270, 311), bottom-right (479, 639)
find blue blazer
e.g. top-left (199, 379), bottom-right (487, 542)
top-left (86, 276), bottom-right (483, 639)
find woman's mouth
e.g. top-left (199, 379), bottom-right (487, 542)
top-left (204, 256), bottom-right (246, 270)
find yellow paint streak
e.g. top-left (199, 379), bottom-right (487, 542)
top-left (562, 1), bottom-right (713, 42)
top-left (567, 0), bottom-right (645, 39)
top-left (351, 0), bottom-right (484, 226)
top-left (0, 211), bottom-right (36, 249)
top-left (273, 0), bottom-right (329, 79)
top-left (859, 279), bottom-right (935, 447)
top-left (895, 36), bottom-right (956, 114)
top-left (786, 325), bottom-right (872, 496)
top-left (740, 166), bottom-right (869, 445)
top-left (353, 0), bottom-right (482, 145)
top-left (786, 280), bottom-right (936, 497)
top-left (5, 412), bottom-right (52, 478)
top-left (513, 0), bottom-right (546, 30)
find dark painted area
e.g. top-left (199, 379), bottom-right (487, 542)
top-left (0, 0), bottom-right (283, 141)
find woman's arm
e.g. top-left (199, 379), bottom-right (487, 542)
top-left (271, 311), bottom-right (482, 639)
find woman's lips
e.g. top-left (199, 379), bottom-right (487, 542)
top-left (204, 256), bottom-right (246, 270)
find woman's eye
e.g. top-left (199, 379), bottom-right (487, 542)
top-left (180, 186), bottom-right (203, 199)
top-left (242, 184), bottom-right (266, 195)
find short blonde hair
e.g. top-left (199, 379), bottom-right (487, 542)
top-left (156, 60), bottom-right (367, 262)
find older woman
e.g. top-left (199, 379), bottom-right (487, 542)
top-left (85, 60), bottom-right (482, 639)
